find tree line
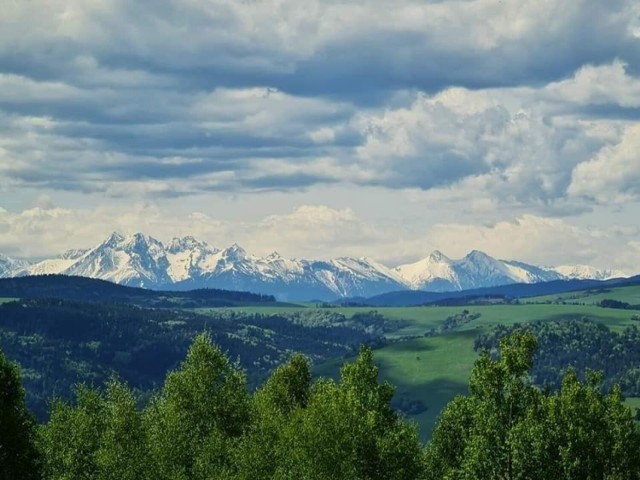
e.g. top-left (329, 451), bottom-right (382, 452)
top-left (2, 331), bottom-right (640, 479)
top-left (0, 299), bottom-right (398, 420)
top-left (475, 318), bottom-right (640, 397)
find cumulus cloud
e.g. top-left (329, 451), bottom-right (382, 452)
top-left (1, 0), bottom-right (639, 267)
top-left (351, 86), bottom-right (612, 205)
top-left (568, 124), bottom-right (640, 203)
top-left (545, 60), bottom-right (640, 108)
top-left (426, 215), bottom-right (607, 267)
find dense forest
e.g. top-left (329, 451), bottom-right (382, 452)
top-left (0, 275), bottom-right (276, 308)
top-left (2, 331), bottom-right (639, 479)
top-left (475, 319), bottom-right (640, 396)
top-left (0, 298), bottom-right (399, 419)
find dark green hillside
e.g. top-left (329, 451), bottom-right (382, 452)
top-left (0, 298), bottom-right (398, 419)
top-left (0, 275), bottom-right (278, 307)
top-left (476, 319), bottom-right (640, 396)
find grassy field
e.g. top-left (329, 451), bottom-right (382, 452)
top-left (627, 397), bottom-right (640, 412)
top-left (226, 303), bottom-right (639, 332)
top-left (526, 284), bottom-right (640, 306)
top-left (200, 301), bottom-right (640, 439)
top-left (315, 303), bottom-right (638, 439)
top-left (316, 330), bottom-right (477, 438)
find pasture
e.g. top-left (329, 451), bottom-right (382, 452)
top-left (221, 301), bottom-right (639, 438)
top-left (525, 284), bottom-right (640, 306)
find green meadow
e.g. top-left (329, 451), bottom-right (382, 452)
top-left (223, 298), bottom-right (640, 439)
top-left (526, 284), bottom-right (640, 306)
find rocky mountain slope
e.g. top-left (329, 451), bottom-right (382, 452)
top-left (0, 233), bottom-right (629, 300)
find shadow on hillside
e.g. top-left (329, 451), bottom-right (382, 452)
top-left (394, 377), bottom-right (470, 441)
top-left (381, 340), bottom-right (437, 353)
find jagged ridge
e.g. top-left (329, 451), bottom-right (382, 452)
top-left (0, 233), bottom-right (629, 300)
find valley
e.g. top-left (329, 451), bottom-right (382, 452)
top-left (231, 300), bottom-right (640, 438)
top-left (1, 274), bottom-right (639, 440)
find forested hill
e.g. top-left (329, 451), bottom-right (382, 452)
top-left (0, 297), bottom-right (398, 420)
top-left (0, 275), bottom-right (277, 307)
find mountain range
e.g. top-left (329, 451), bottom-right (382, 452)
top-left (0, 232), bottom-right (629, 301)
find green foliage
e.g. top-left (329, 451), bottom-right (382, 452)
top-left (599, 298), bottom-right (636, 310)
top-left (0, 298), bottom-right (396, 419)
top-left (425, 310), bottom-right (482, 336)
top-left (34, 337), bottom-right (423, 480)
top-left (96, 380), bottom-right (151, 480)
top-left (39, 386), bottom-right (105, 480)
top-left (145, 333), bottom-right (250, 480)
top-left (39, 381), bottom-right (152, 480)
top-left (476, 319), bottom-right (640, 396)
top-left (0, 350), bottom-right (40, 480)
top-left (233, 355), bottom-right (312, 479)
top-left (5, 324), bottom-right (640, 480)
top-left (275, 347), bottom-right (424, 480)
top-left (425, 331), bottom-right (640, 480)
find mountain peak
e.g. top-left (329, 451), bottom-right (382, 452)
top-left (0, 231), bottom-right (632, 299)
top-left (224, 243), bottom-right (247, 257)
top-left (104, 231), bottom-right (125, 245)
top-left (167, 235), bottom-right (213, 254)
top-left (121, 233), bottom-right (165, 252)
top-left (466, 249), bottom-right (490, 258)
top-left (428, 250), bottom-right (449, 262)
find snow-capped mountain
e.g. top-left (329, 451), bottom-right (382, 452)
top-left (548, 265), bottom-right (627, 281)
top-left (170, 245), bottom-right (406, 300)
top-left (394, 250), bottom-right (461, 291)
top-left (0, 233), bottom-right (407, 300)
top-left (63, 232), bottom-right (174, 288)
top-left (0, 233), bottom-right (631, 300)
top-left (393, 250), bottom-right (623, 292)
top-left (165, 236), bottom-right (221, 282)
top-left (0, 254), bottom-right (29, 278)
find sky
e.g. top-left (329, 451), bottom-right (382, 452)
top-left (1, 0), bottom-right (640, 271)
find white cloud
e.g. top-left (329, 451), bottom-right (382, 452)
top-left (0, 0), bottom-right (639, 274)
top-left (569, 124), bottom-right (640, 203)
top-left (545, 60), bottom-right (640, 107)
top-left (352, 86), bottom-right (606, 204)
top-left (426, 215), bottom-right (601, 266)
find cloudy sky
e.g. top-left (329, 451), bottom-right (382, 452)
top-left (1, 0), bottom-right (640, 271)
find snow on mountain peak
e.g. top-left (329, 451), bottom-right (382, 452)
top-left (463, 250), bottom-right (496, 263)
top-left (396, 250), bottom-right (567, 291)
top-left (0, 254), bottom-right (30, 278)
top-left (167, 236), bottom-right (215, 254)
top-left (104, 231), bottom-right (125, 246)
top-left (549, 265), bottom-right (627, 281)
top-left (58, 249), bottom-right (89, 260)
top-left (394, 250), bottom-right (457, 290)
top-left (224, 243), bottom-right (248, 257)
top-left (428, 250), bottom-right (450, 262)
top-left (0, 234), bottom-right (633, 299)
